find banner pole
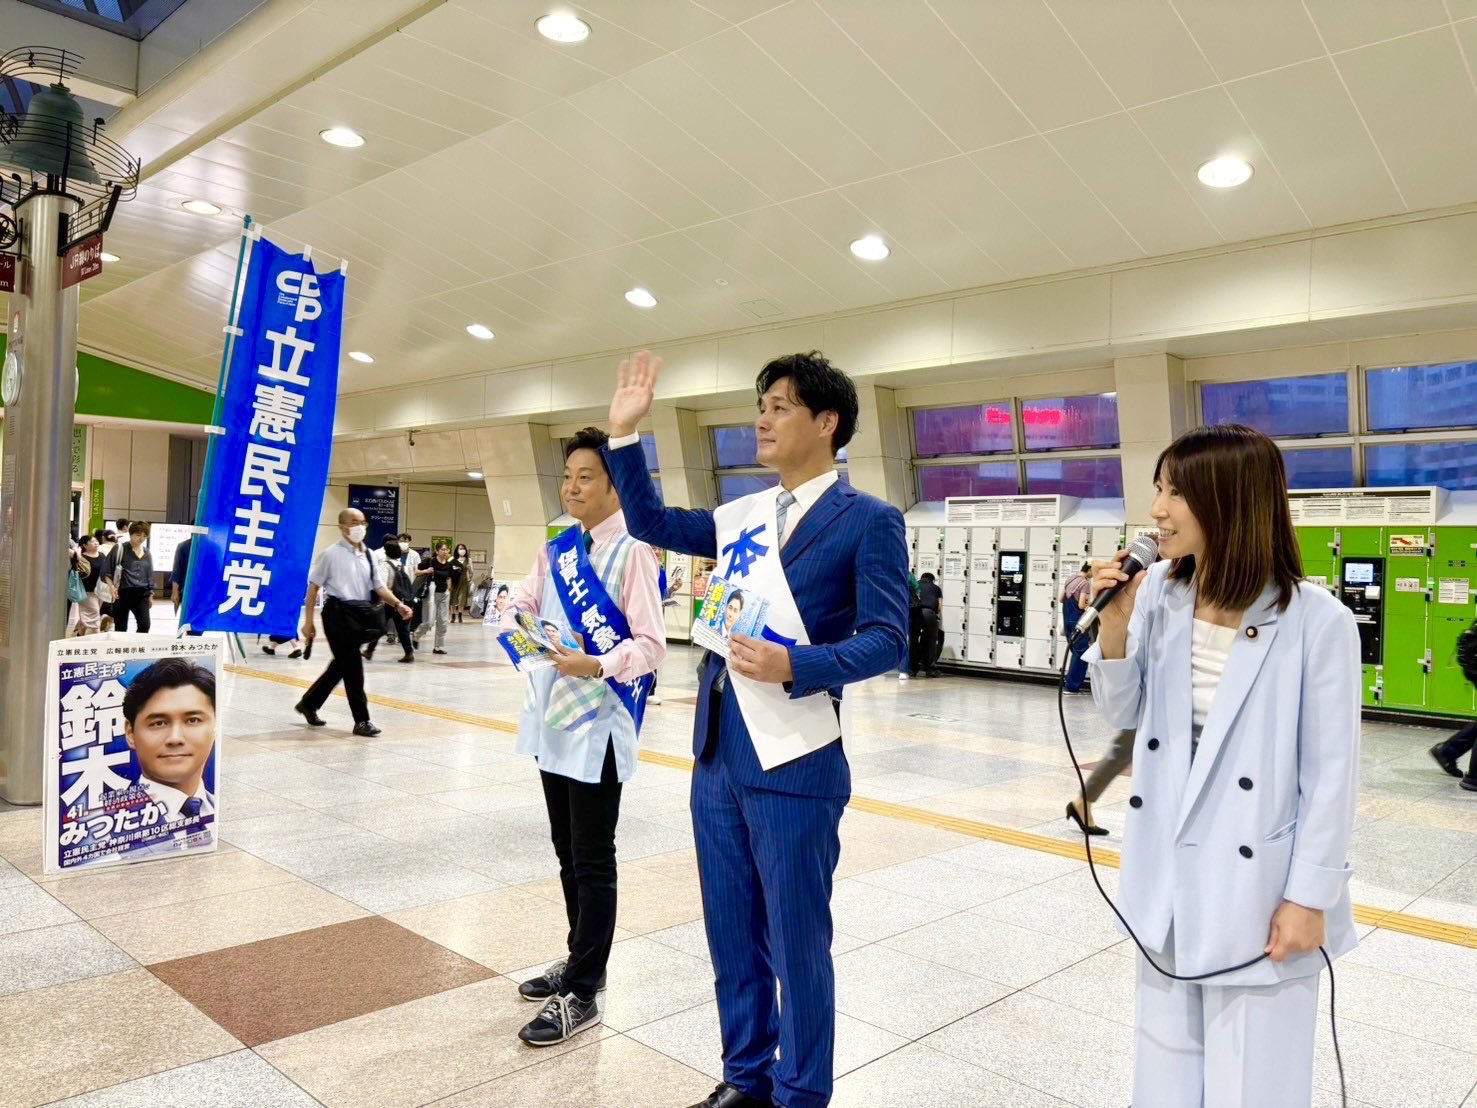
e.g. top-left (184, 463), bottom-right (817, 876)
top-left (179, 215), bottom-right (256, 635)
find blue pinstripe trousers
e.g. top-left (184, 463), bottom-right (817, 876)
top-left (691, 756), bottom-right (848, 1108)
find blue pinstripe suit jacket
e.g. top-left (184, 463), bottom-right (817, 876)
top-left (604, 442), bottom-right (911, 797)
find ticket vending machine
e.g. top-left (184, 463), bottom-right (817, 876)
top-left (994, 551), bottom-right (1027, 637)
top-left (1339, 557), bottom-right (1385, 704)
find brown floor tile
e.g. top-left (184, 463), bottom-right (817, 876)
top-left (434, 1035), bottom-right (714, 1107)
top-left (0, 968), bottom-right (239, 1107)
top-left (257, 977), bottom-right (615, 1108)
top-left (150, 915), bottom-right (495, 1047)
top-left (90, 876), bottom-right (368, 963)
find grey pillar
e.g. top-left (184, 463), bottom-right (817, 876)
top-left (0, 191), bottom-right (82, 804)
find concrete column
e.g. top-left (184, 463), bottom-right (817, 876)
top-left (848, 384), bottom-right (911, 510)
top-left (472, 423), bottom-right (561, 579)
top-left (1114, 353), bottom-right (1189, 525)
top-left (650, 407), bottom-right (714, 509)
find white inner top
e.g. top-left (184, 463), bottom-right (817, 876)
top-left (1191, 618), bottom-right (1239, 729)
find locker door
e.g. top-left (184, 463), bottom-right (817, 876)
top-left (1090, 527), bottom-right (1124, 557)
top-left (1430, 527), bottom-right (1477, 717)
top-left (1028, 527), bottom-right (1058, 555)
top-left (1058, 527), bottom-right (1089, 558)
top-left (1298, 527), bottom-right (1340, 595)
top-left (1382, 528), bottom-right (1433, 712)
top-left (966, 632), bottom-right (995, 665)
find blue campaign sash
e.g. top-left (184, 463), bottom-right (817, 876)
top-left (547, 526), bottom-right (654, 731)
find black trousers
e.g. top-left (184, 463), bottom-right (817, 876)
top-left (910, 607), bottom-right (941, 671)
top-left (366, 609), bottom-right (412, 658)
top-left (540, 741), bottom-right (622, 1001)
top-left (301, 602), bottom-right (370, 724)
top-left (1436, 721), bottom-right (1477, 784)
top-left (114, 586), bottom-right (152, 633)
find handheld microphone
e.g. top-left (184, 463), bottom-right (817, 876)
top-left (1071, 533), bottom-right (1159, 640)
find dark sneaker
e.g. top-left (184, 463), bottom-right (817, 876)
top-left (518, 992), bottom-right (600, 1047)
top-left (518, 959), bottom-right (606, 1002)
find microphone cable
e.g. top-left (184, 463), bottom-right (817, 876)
top-left (1056, 632), bottom-right (1348, 1107)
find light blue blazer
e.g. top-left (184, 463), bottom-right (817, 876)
top-left (1085, 562), bottom-right (1361, 986)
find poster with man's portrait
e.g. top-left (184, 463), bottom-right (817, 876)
top-left (43, 636), bottom-right (223, 873)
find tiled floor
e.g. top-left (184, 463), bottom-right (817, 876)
top-left (4, 620), bottom-right (1477, 1107)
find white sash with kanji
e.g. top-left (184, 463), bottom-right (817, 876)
top-left (713, 486), bottom-right (850, 770)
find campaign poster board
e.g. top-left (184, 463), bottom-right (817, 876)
top-left (44, 635), bottom-right (224, 874)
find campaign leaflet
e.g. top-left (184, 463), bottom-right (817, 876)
top-left (690, 574), bottom-right (770, 658)
top-left (43, 635), bottom-right (224, 874)
top-left (498, 611), bottom-right (580, 673)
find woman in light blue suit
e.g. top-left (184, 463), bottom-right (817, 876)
top-left (1084, 424), bottom-right (1360, 1108)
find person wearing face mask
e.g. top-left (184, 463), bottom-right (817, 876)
top-left (295, 510), bottom-right (415, 736)
top-left (366, 536), bottom-right (417, 663)
top-left (413, 542), bottom-right (456, 654)
top-left (1084, 424), bottom-right (1360, 1108)
top-left (450, 543), bottom-right (472, 623)
top-left (113, 522), bottom-right (155, 634)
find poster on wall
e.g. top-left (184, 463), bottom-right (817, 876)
top-left (44, 635), bottom-right (223, 874)
top-left (349, 485), bottom-right (399, 550)
top-left (147, 523), bottom-right (198, 574)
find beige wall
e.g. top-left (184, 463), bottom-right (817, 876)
top-left (89, 427), bottom-right (171, 525)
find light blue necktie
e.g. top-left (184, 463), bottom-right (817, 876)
top-left (776, 489), bottom-right (797, 545)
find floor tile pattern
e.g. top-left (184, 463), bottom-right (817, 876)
top-left (1, 621), bottom-right (1475, 1106)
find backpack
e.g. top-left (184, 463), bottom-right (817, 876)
top-left (1458, 619), bottom-right (1477, 686)
top-left (387, 561), bottom-right (415, 605)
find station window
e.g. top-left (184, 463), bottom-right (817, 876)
top-left (1366, 362), bottom-right (1477, 433)
top-left (1024, 457), bottom-right (1124, 498)
top-left (1280, 446), bottom-right (1355, 490)
top-left (1020, 394), bottom-right (1120, 451)
top-left (1200, 373), bottom-right (1350, 439)
top-left (1365, 441), bottom-right (1477, 491)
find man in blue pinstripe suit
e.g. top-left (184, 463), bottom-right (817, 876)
top-left (605, 350), bottom-right (910, 1108)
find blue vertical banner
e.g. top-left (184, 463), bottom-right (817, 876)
top-left (181, 237), bottom-right (345, 637)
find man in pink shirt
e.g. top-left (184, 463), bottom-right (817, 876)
top-left (501, 426), bottom-right (666, 1048)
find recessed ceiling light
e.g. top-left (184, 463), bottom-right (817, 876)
top-left (348, 351), bottom-right (374, 363)
top-left (466, 470), bottom-right (484, 480)
top-left (466, 323), bottom-right (495, 340)
top-left (100, 252), bottom-right (119, 263)
top-left (536, 12), bottom-right (590, 42)
top-left (849, 234), bottom-right (890, 261)
top-left (1196, 156), bottom-right (1253, 189)
top-left (320, 126), bottom-right (365, 148)
top-left (625, 287), bottom-right (657, 308)
top-left (182, 199), bottom-right (222, 216)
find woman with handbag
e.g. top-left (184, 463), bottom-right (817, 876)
top-left (70, 535), bottom-right (105, 635)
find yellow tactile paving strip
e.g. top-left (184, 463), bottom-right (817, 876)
top-left (227, 664), bottom-right (1477, 950)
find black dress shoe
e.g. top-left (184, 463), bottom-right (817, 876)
top-left (1431, 743), bottom-right (1464, 779)
top-left (1461, 778), bottom-right (1477, 793)
top-left (294, 702), bottom-right (326, 727)
top-left (398, 653), bottom-right (414, 663)
top-left (688, 1084), bottom-right (771, 1108)
top-left (353, 721), bottom-right (382, 737)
